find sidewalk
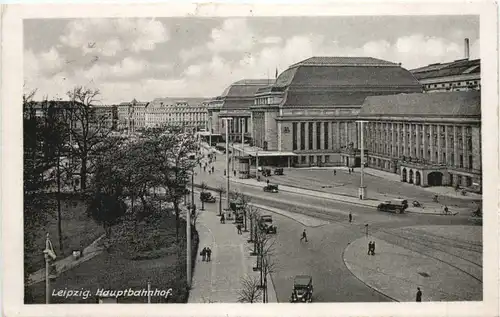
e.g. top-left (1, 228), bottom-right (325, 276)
top-left (188, 195), bottom-right (278, 303)
top-left (343, 230), bottom-right (482, 302)
top-left (27, 234), bottom-right (106, 286)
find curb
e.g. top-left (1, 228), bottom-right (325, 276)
top-left (229, 179), bottom-right (379, 209)
top-left (341, 236), bottom-right (399, 303)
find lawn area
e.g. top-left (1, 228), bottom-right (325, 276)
top-left (26, 193), bottom-right (105, 273)
top-left (27, 209), bottom-right (199, 304)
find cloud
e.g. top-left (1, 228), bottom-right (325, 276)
top-left (60, 18), bottom-right (169, 57)
top-left (24, 47), bottom-right (64, 79)
top-left (261, 36), bottom-right (283, 45)
top-left (207, 18), bottom-right (256, 53)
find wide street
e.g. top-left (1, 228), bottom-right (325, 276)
top-left (193, 147), bottom-right (481, 302)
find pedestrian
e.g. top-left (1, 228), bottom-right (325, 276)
top-left (201, 247), bottom-right (207, 261)
top-left (348, 168), bottom-right (351, 174)
top-left (349, 212), bottom-right (352, 223)
top-left (204, 165), bottom-right (206, 172)
top-left (234, 170), bottom-right (236, 177)
top-left (212, 166), bottom-right (214, 173)
top-left (206, 247), bottom-right (212, 262)
top-left (300, 229), bottom-right (308, 242)
top-left (334, 170), bottom-right (336, 176)
top-left (266, 179), bottom-right (269, 185)
top-left (444, 205), bottom-right (449, 214)
top-left (367, 241), bottom-right (372, 255)
top-left (416, 287), bottom-right (422, 302)
top-left (371, 241), bottom-right (376, 255)
top-left (220, 214), bottom-right (225, 224)
top-left (237, 224), bottom-right (242, 234)
top-left (224, 169), bottom-right (226, 176)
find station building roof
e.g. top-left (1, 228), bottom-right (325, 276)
top-left (410, 59), bottom-right (480, 80)
top-left (359, 91), bottom-right (480, 118)
top-left (268, 56), bottom-right (423, 108)
top-left (217, 79), bottom-right (272, 110)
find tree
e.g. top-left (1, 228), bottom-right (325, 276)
top-left (253, 228), bottom-right (277, 302)
top-left (216, 184), bottom-right (225, 216)
top-left (87, 192), bottom-right (127, 238)
top-left (66, 87), bottom-right (116, 192)
top-left (23, 90), bottom-right (56, 300)
top-left (200, 182), bottom-right (207, 211)
top-left (143, 125), bottom-right (199, 242)
top-left (237, 275), bottom-right (263, 303)
top-left (230, 191), bottom-right (251, 231)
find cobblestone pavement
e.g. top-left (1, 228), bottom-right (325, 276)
top-left (343, 225), bottom-right (482, 302)
top-left (188, 194), bottom-right (277, 303)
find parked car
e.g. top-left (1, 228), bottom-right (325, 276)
top-left (274, 168), bottom-right (284, 175)
top-left (200, 192), bottom-right (216, 203)
top-left (290, 275), bottom-right (313, 303)
top-left (263, 184), bottom-right (279, 193)
top-left (259, 215), bottom-right (277, 234)
top-left (262, 168), bottom-right (272, 177)
top-left (377, 198), bottom-right (408, 214)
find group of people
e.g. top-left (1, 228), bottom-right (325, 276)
top-left (200, 247), bottom-right (212, 262)
top-left (367, 241), bottom-right (376, 255)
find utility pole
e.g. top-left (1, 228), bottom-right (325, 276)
top-left (208, 116), bottom-right (212, 148)
top-left (221, 118), bottom-right (233, 213)
top-left (357, 121), bottom-right (367, 200)
top-left (241, 118), bottom-right (245, 156)
top-left (187, 169), bottom-right (194, 288)
top-left (56, 150), bottom-right (63, 253)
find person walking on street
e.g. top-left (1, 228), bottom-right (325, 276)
top-left (300, 229), bottom-right (308, 242)
top-left (334, 170), bottom-right (336, 176)
top-left (204, 165), bottom-right (206, 172)
top-left (234, 170), bottom-right (236, 177)
top-left (212, 166), bottom-right (214, 173)
top-left (368, 241), bottom-right (372, 255)
top-left (224, 169), bottom-right (226, 176)
top-left (266, 179), bottom-right (270, 185)
top-left (237, 224), bottom-right (242, 234)
top-left (201, 247), bottom-right (207, 261)
top-left (349, 212), bottom-right (352, 223)
top-left (206, 248), bottom-right (212, 262)
top-left (371, 241), bottom-right (376, 255)
top-left (416, 287), bottom-right (422, 302)
top-left (220, 214), bottom-right (225, 224)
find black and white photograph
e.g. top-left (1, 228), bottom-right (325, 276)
top-left (1, 2), bottom-right (499, 317)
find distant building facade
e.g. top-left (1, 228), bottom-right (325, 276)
top-left (144, 98), bottom-right (208, 130)
top-left (411, 39), bottom-right (480, 93)
top-left (117, 99), bottom-right (148, 132)
top-left (250, 57), bottom-right (423, 167)
top-left (211, 79), bottom-right (272, 142)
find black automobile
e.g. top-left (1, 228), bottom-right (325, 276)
top-left (377, 199), bottom-right (408, 214)
top-left (274, 168), bottom-right (284, 175)
top-left (263, 184), bottom-right (279, 193)
top-left (200, 192), bottom-right (216, 203)
top-left (290, 275), bottom-right (313, 303)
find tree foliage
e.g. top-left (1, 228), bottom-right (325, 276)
top-left (237, 275), bottom-right (263, 303)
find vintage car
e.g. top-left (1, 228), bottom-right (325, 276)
top-left (200, 192), bottom-right (216, 203)
top-left (262, 168), bottom-right (272, 177)
top-left (273, 168), bottom-right (284, 175)
top-left (259, 215), bottom-right (277, 234)
top-left (263, 184), bottom-right (279, 193)
top-left (377, 198), bottom-right (408, 214)
top-left (290, 275), bottom-right (313, 303)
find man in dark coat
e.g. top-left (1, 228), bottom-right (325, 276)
top-left (201, 247), bottom-right (207, 261)
top-left (416, 287), bottom-right (422, 302)
top-left (349, 212), bottom-right (353, 223)
top-left (206, 248), bottom-right (212, 262)
top-left (300, 229), bottom-right (308, 242)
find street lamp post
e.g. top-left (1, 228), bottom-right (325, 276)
top-left (241, 118), bottom-right (245, 156)
top-left (357, 121), bottom-right (367, 200)
top-left (221, 118), bottom-right (233, 213)
top-left (208, 116), bottom-right (212, 148)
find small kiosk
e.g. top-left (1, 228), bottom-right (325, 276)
top-left (237, 156), bottom-right (251, 179)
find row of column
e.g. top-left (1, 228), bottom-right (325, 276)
top-left (365, 122), bottom-right (474, 169)
top-left (294, 121), bottom-right (358, 151)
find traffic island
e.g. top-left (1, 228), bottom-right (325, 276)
top-left (342, 230), bottom-right (482, 302)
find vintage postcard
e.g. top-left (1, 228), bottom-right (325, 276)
top-left (1, 1), bottom-right (498, 317)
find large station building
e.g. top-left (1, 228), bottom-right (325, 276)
top-left (208, 79), bottom-right (272, 142)
top-left (249, 57), bottom-right (423, 167)
top-left (358, 91), bottom-right (481, 189)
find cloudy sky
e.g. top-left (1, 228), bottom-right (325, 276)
top-left (24, 16), bottom-right (479, 104)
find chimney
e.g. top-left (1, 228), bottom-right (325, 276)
top-left (464, 38), bottom-right (470, 60)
